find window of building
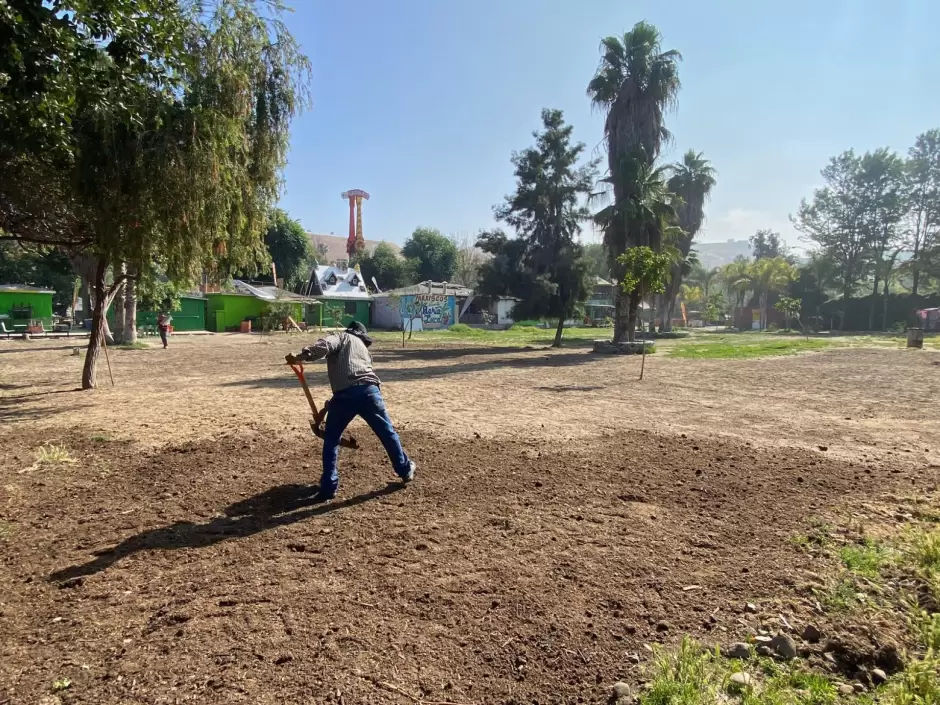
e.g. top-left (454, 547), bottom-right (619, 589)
top-left (344, 300), bottom-right (357, 315)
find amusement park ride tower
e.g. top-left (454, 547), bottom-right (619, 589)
top-left (341, 189), bottom-right (370, 258)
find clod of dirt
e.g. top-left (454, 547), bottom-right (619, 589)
top-left (818, 446), bottom-right (829, 451)
top-left (745, 602), bottom-right (759, 614)
top-left (728, 672), bottom-right (753, 691)
top-left (838, 684), bottom-right (855, 695)
top-left (802, 624), bottom-right (822, 644)
top-left (724, 642), bottom-right (751, 660)
top-left (756, 645), bottom-right (774, 657)
top-left (874, 643), bottom-right (904, 673)
top-left (611, 681), bottom-right (631, 701)
top-left (274, 654), bottom-right (293, 665)
top-left (655, 621), bottom-right (671, 632)
top-left (769, 634), bottom-right (798, 661)
top-left (872, 668), bottom-right (888, 684)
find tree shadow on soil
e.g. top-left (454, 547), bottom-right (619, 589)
top-left (223, 351), bottom-right (600, 390)
top-left (49, 482), bottom-right (405, 583)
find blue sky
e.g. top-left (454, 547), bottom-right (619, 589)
top-left (278, 0), bottom-right (940, 250)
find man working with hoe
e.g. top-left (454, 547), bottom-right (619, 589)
top-left (286, 322), bottom-right (415, 502)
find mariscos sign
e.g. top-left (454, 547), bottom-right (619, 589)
top-left (411, 293), bottom-right (451, 328)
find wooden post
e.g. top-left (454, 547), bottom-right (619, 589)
top-left (102, 336), bottom-right (115, 386)
top-left (639, 337), bottom-right (647, 380)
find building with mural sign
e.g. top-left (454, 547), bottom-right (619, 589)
top-left (372, 282), bottom-right (470, 331)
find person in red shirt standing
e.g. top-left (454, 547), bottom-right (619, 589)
top-left (156, 312), bottom-right (170, 349)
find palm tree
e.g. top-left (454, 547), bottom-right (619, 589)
top-left (588, 21), bottom-right (681, 342)
top-left (659, 150), bottom-right (716, 331)
top-left (594, 158), bottom-right (682, 338)
top-left (687, 262), bottom-right (721, 301)
top-left (733, 257), bottom-right (796, 330)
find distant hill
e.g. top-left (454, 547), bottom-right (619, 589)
top-left (693, 240), bottom-right (751, 269)
top-left (306, 232), bottom-right (401, 265)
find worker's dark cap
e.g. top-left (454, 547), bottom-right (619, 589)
top-left (346, 321), bottom-right (373, 347)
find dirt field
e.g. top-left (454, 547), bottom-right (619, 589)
top-left (2, 334), bottom-right (939, 704)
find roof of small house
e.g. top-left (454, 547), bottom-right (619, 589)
top-left (230, 280), bottom-right (321, 304)
top-left (0, 285), bottom-right (55, 294)
top-left (376, 281), bottom-right (474, 298)
top-left (311, 265), bottom-right (372, 300)
top-left (595, 277), bottom-right (613, 286)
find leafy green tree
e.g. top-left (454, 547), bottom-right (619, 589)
top-left (265, 209), bottom-right (311, 289)
top-left (0, 0), bottom-right (310, 387)
top-left (774, 296), bottom-right (804, 334)
top-left (485, 109), bottom-right (596, 346)
top-left (856, 148), bottom-right (906, 329)
top-left (905, 129), bottom-right (940, 296)
top-left (660, 150), bottom-right (716, 331)
top-left (749, 229), bottom-right (788, 260)
top-left (583, 242), bottom-right (610, 280)
top-left (402, 227), bottom-right (458, 282)
top-left (587, 21), bottom-right (682, 342)
top-left (617, 246), bottom-right (671, 378)
top-left (355, 242), bottom-right (418, 291)
top-left (793, 151), bottom-right (870, 309)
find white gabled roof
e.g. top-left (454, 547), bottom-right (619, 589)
top-left (314, 265), bottom-right (372, 300)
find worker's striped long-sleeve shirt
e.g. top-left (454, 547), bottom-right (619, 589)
top-left (301, 332), bottom-right (381, 393)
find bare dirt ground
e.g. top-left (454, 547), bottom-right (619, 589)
top-left (2, 334), bottom-right (939, 704)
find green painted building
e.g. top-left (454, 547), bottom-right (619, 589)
top-left (0, 286), bottom-right (55, 326)
top-left (107, 294), bottom-right (206, 333)
top-left (206, 281), bottom-right (314, 332)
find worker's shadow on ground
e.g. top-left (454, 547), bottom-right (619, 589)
top-left (49, 482), bottom-right (405, 583)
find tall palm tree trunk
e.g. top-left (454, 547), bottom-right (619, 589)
top-left (613, 287), bottom-right (632, 342)
top-left (659, 262), bottom-right (682, 332)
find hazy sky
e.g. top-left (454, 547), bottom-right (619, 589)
top-left (278, 0), bottom-right (940, 250)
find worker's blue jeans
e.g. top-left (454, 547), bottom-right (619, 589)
top-left (321, 383), bottom-right (410, 495)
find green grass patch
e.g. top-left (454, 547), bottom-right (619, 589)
top-left (0, 521), bottom-right (12, 541)
top-left (909, 530), bottom-right (940, 572)
top-left (792, 519), bottom-right (833, 551)
top-left (371, 324), bottom-right (603, 348)
top-left (670, 338), bottom-right (832, 360)
top-left (638, 636), bottom-right (845, 705)
top-left (817, 576), bottom-right (865, 612)
top-left (839, 540), bottom-right (891, 578)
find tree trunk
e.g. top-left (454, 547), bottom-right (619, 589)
top-left (868, 274), bottom-right (880, 331)
top-left (882, 277), bottom-right (890, 333)
top-left (613, 287), bottom-right (631, 343)
top-left (80, 277), bottom-right (91, 328)
top-left (81, 258), bottom-right (108, 389)
top-left (658, 293), bottom-right (669, 332)
top-left (124, 273), bottom-right (137, 344)
top-left (552, 316), bottom-right (565, 347)
top-left (112, 263), bottom-right (126, 343)
top-left (912, 238), bottom-right (921, 297)
top-left (659, 263), bottom-right (682, 333)
top-left (760, 293), bottom-right (768, 330)
top-left (626, 290), bottom-right (640, 342)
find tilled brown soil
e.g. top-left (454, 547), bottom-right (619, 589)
top-left (2, 427), bottom-right (934, 705)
